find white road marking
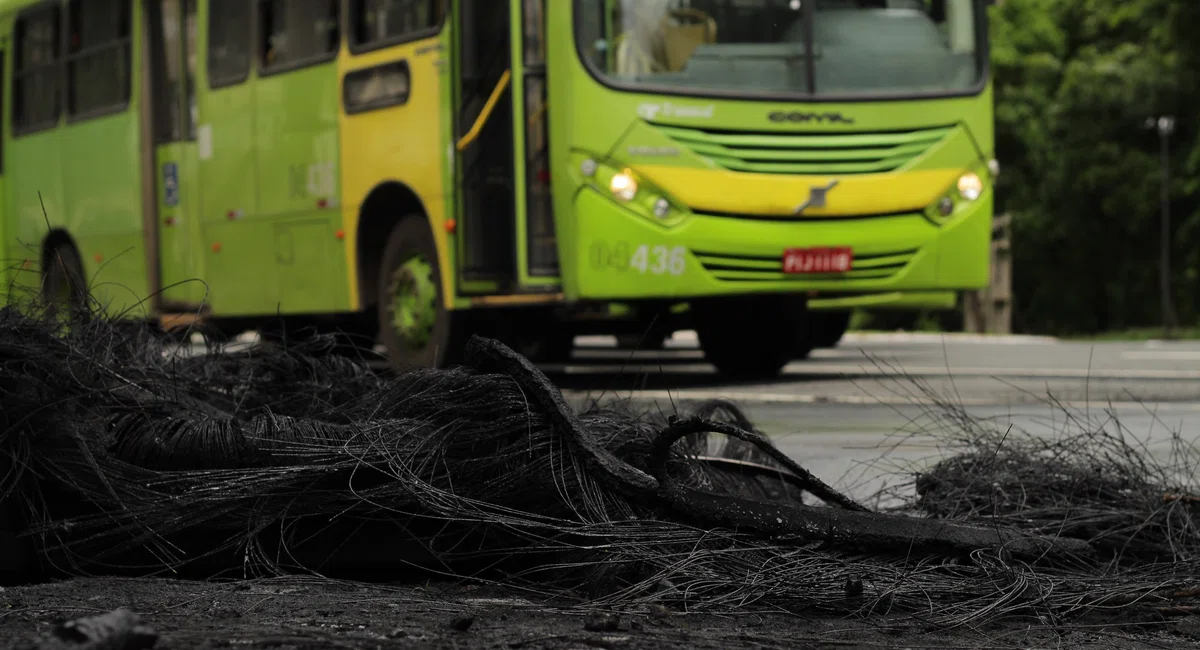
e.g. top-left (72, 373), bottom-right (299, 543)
top-left (791, 363), bottom-right (1200, 379)
top-left (575, 330), bottom-right (1059, 348)
top-left (549, 360), bottom-right (1200, 380)
top-left (1121, 350), bottom-right (1200, 361)
top-left (563, 388), bottom-right (1200, 411)
top-left (571, 348), bottom-right (896, 361)
top-left (173, 340), bottom-right (1200, 381)
top-left (564, 389), bottom-right (989, 406)
top-left (839, 332), bottom-right (1059, 345)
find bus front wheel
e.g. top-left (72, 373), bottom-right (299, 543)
top-left (809, 310), bottom-right (852, 349)
top-left (514, 330), bottom-right (575, 364)
top-left (692, 295), bottom-right (812, 379)
top-left (377, 217), bottom-right (466, 370)
top-left (616, 332), bottom-right (668, 351)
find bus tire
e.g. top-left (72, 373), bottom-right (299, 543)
top-left (616, 332), bottom-right (667, 351)
top-left (377, 216), bottom-right (466, 370)
top-left (515, 330), bottom-right (575, 363)
top-left (42, 242), bottom-right (88, 323)
top-left (809, 310), bottom-right (852, 349)
top-left (693, 295), bottom-right (810, 379)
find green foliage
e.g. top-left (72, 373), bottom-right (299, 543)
top-left (989, 0), bottom-right (1200, 334)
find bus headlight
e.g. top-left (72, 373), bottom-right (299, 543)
top-left (571, 151), bottom-right (689, 225)
top-left (609, 171), bottom-right (638, 202)
top-left (957, 172), bottom-right (983, 201)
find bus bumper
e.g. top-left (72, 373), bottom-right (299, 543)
top-left (570, 186), bottom-right (991, 301)
top-left (807, 290), bottom-right (958, 311)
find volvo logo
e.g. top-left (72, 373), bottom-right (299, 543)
top-left (794, 180), bottom-right (839, 215)
top-left (769, 111), bottom-right (855, 125)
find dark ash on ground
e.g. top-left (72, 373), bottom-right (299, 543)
top-left (5, 577), bottom-right (1200, 649)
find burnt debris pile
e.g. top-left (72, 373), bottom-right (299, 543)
top-left (1, 303), bottom-right (1199, 626)
top-left (904, 401), bottom-right (1200, 564)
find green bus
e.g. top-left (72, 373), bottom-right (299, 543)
top-left (0, 0), bottom-right (995, 377)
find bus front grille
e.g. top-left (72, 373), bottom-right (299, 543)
top-left (692, 248), bottom-right (917, 282)
top-left (655, 124), bottom-right (953, 175)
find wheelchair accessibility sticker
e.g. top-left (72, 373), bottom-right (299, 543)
top-left (163, 162), bottom-right (179, 207)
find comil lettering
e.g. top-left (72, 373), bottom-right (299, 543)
top-left (768, 111), bottom-right (856, 125)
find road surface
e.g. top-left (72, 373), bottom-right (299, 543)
top-left (552, 330), bottom-right (1200, 406)
top-left (182, 329), bottom-right (1200, 500)
top-left (549, 331), bottom-right (1200, 501)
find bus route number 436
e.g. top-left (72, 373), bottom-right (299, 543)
top-left (631, 245), bottom-right (687, 276)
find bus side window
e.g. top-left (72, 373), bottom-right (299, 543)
top-left (64, 0), bottom-right (133, 120)
top-left (208, 0), bottom-right (252, 88)
top-left (151, 0), bottom-right (198, 142)
top-left (12, 4), bottom-right (61, 135)
top-left (258, 0), bottom-right (340, 72)
top-left (183, 0), bottom-right (198, 138)
top-left (348, 0), bottom-right (444, 51)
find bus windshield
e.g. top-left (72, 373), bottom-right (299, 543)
top-left (575, 0), bottom-right (985, 99)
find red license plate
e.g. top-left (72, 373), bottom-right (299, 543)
top-left (782, 247), bottom-right (853, 274)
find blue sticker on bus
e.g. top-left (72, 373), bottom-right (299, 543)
top-left (163, 162), bottom-right (179, 207)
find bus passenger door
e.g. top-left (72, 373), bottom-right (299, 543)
top-left (452, 0), bottom-right (516, 292)
top-left (147, 0), bottom-right (205, 309)
top-left (510, 0), bottom-right (559, 286)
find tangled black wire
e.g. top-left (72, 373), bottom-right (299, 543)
top-left (0, 302), bottom-right (1198, 627)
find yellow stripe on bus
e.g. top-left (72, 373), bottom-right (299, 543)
top-left (337, 36), bottom-right (452, 311)
top-left (631, 167), bottom-right (964, 217)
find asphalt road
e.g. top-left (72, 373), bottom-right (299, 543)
top-left (549, 331), bottom-right (1200, 501)
top-left (552, 330), bottom-right (1200, 405)
top-left (182, 329), bottom-right (1200, 501)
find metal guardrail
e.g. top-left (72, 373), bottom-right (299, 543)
top-left (964, 213), bottom-right (1012, 334)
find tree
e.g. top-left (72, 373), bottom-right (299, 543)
top-left (989, 0), bottom-right (1198, 334)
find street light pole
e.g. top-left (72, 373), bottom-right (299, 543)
top-left (1157, 116), bottom-right (1178, 337)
